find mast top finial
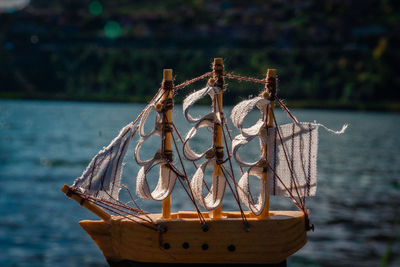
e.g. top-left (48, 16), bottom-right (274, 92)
top-left (266, 69), bottom-right (276, 78)
top-left (214, 58), bottom-right (223, 65)
top-left (262, 69), bottom-right (277, 100)
top-left (163, 69), bottom-right (173, 81)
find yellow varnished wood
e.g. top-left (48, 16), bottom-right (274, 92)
top-left (259, 69), bottom-right (276, 218)
top-left (214, 58), bottom-right (223, 65)
top-left (161, 69), bottom-right (173, 219)
top-left (211, 166), bottom-right (223, 218)
top-left (163, 68), bottom-right (173, 81)
top-left (162, 195), bottom-right (171, 219)
top-left (79, 220), bottom-right (117, 260)
top-left (61, 184), bottom-right (111, 221)
top-left (212, 58), bottom-right (224, 218)
top-left (79, 210), bottom-right (306, 264)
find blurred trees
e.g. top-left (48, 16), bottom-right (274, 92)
top-left (0, 0), bottom-right (398, 107)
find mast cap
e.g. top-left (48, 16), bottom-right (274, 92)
top-left (266, 69), bottom-right (276, 78)
top-left (163, 69), bottom-right (173, 81)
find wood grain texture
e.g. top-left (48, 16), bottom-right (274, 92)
top-left (212, 58), bottom-right (224, 219)
top-left (259, 69), bottom-right (277, 218)
top-left (79, 210), bottom-right (307, 264)
top-left (61, 184), bottom-right (111, 221)
top-left (161, 69), bottom-right (173, 219)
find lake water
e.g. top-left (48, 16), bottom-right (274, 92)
top-left (0, 99), bottom-right (399, 267)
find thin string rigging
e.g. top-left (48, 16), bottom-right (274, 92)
top-left (272, 109), bottom-right (305, 209)
top-left (171, 121), bottom-right (211, 193)
top-left (169, 119), bottom-right (207, 224)
top-left (69, 69), bottom-right (331, 224)
top-left (217, 94), bottom-right (249, 223)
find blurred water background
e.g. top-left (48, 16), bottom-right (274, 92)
top-left (0, 99), bottom-right (399, 267)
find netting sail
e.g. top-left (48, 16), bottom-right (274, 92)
top-left (231, 96), bottom-right (319, 215)
top-left (72, 123), bottom-right (137, 201)
top-left (182, 86), bottom-right (227, 211)
top-left (265, 122), bottom-right (318, 197)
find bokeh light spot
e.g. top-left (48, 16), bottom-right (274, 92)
top-left (4, 42), bottom-right (14, 50)
top-left (104, 21), bottom-right (121, 39)
top-left (89, 1), bottom-right (102, 16)
top-left (30, 35), bottom-right (39, 44)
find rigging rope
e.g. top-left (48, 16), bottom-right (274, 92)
top-left (170, 129), bottom-right (207, 224)
top-left (272, 109), bottom-right (306, 210)
top-left (73, 69), bottom-right (313, 221)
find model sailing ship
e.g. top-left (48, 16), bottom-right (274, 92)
top-left (62, 58), bottom-right (346, 265)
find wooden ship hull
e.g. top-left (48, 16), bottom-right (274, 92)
top-left (79, 211), bottom-right (306, 265)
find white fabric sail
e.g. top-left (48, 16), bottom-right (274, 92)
top-left (266, 122), bottom-right (318, 197)
top-left (233, 122), bottom-right (319, 198)
top-left (183, 86), bottom-right (220, 123)
top-left (73, 123), bottom-right (137, 201)
top-left (182, 86), bottom-right (221, 163)
top-left (138, 104), bottom-right (162, 138)
top-left (134, 101), bottom-right (177, 201)
top-left (232, 133), bottom-right (263, 167)
top-left (231, 96), bottom-right (321, 214)
top-left (237, 166), bottom-right (267, 216)
top-left (183, 113), bottom-right (217, 161)
top-left (136, 158), bottom-right (178, 201)
top-left (182, 86), bottom-right (227, 211)
top-left (134, 133), bottom-right (161, 166)
top-left (190, 159), bottom-right (226, 210)
top-left (231, 96), bottom-right (270, 136)
top-left (230, 97), bottom-right (270, 167)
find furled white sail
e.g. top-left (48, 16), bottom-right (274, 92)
top-left (191, 159), bottom-right (226, 210)
top-left (236, 166), bottom-right (267, 215)
top-left (183, 87), bottom-right (214, 123)
top-left (182, 86), bottom-right (227, 211)
top-left (136, 157), bottom-right (178, 201)
top-left (134, 104), bottom-right (162, 166)
top-left (183, 113), bottom-right (216, 161)
top-left (231, 96), bottom-right (270, 136)
top-left (72, 123), bottom-right (137, 201)
top-left (231, 96), bottom-right (270, 167)
top-left (138, 103), bottom-right (162, 138)
top-left (134, 102), bottom-right (177, 201)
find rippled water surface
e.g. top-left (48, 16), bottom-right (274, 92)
top-left (0, 100), bottom-right (399, 267)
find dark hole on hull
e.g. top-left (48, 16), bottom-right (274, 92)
top-left (228, 244), bottom-right (236, 252)
top-left (182, 242), bottom-right (189, 249)
top-left (163, 243), bottom-right (170, 250)
top-left (201, 243), bottom-right (209, 250)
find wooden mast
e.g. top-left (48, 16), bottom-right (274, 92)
top-left (212, 58), bottom-right (224, 218)
top-left (161, 69), bottom-right (173, 219)
top-left (259, 69), bottom-right (276, 218)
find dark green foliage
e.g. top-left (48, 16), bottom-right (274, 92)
top-left (0, 0), bottom-right (398, 108)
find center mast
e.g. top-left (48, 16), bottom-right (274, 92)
top-left (211, 58), bottom-right (224, 219)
